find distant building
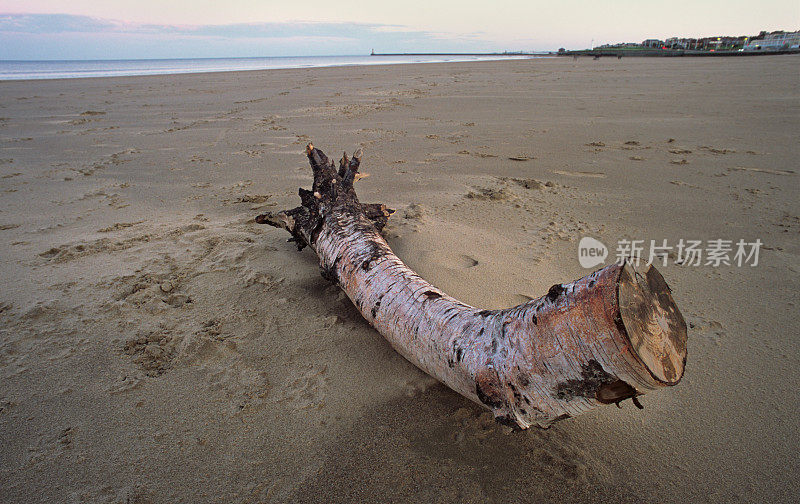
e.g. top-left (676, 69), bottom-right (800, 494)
top-left (597, 30), bottom-right (796, 53)
top-left (709, 36), bottom-right (744, 49)
top-left (743, 30), bottom-right (800, 50)
top-left (652, 35), bottom-right (749, 51)
top-left (597, 42), bottom-right (639, 49)
top-left (642, 39), bottom-right (663, 48)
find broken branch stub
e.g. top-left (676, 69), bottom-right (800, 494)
top-left (257, 144), bottom-right (687, 429)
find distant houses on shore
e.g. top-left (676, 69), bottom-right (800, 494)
top-left (596, 30), bottom-right (800, 52)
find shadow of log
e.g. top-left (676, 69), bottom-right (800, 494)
top-left (289, 383), bottom-right (641, 504)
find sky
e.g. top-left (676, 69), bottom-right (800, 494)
top-left (1, 0), bottom-right (798, 60)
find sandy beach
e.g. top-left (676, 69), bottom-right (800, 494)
top-left (0, 56), bottom-right (798, 503)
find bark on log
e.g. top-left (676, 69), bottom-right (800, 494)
top-left (257, 144), bottom-right (688, 429)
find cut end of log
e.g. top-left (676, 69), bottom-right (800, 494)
top-left (617, 261), bottom-right (688, 385)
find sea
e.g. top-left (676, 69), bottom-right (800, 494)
top-left (0, 54), bottom-right (541, 80)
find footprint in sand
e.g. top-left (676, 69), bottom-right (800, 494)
top-left (457, 255), bottom-right (479, 268)
top-left (620, 141), bottom-right (648, 151)
top-left (24, 426), bottom-right (76, 467)
top-left (669, 180), bottom-right (701, 189)
top-left (501, 177), bottom-right (555, 190)
top-left (203, 363), bottom-right (271, 415)
top-left (106, 373), bottom-right (144, 395)
top-left (234, 194), bottom-right (271, 204)
top-left (465, 187), bottom-right (514, 201)
top-left (282, 364), bottom-right (328, 411)
top-left (97, 221), bottom-right (143, 233)
top-left (553, 170), bottom-right (606, 178)
top-left (688, 317), bottom-right (726, 344)
top-left (458, 150), bottom-right (498, 159)
top-left (123, 331), bottom-right (179, 377)
top-left (729, 166), bottom-right (795, 176)
top-left (700, 146), bottom-right (735, 155)
top-left (440, 254), bottom-right (479, 269)
top-left (402, 203), bottom-right (426, 220)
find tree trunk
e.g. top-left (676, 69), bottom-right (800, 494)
top-left (257, 144), bottom-right (688, 429)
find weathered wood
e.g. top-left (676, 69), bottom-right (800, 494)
top-left (257, 144), bottom-right (688, 429)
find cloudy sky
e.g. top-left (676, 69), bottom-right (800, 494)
top-left (1, 0), bottom-right (798, 60)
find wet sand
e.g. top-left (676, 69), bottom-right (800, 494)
top-left (0, 56), bottom-right (798, 503)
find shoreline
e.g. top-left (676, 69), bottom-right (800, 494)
top-left (370, 52), bottom-right (552, 56)
top-left (0, 54), bottom-right (544, 82)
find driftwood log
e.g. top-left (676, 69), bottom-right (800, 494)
top-left (257, 144), bottom-right (687, 429)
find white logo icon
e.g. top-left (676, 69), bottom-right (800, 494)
top-left (578, 237), bottom-right (608, 269)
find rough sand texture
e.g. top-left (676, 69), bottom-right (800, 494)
top-left (0, 57), bottom-right (798, 503)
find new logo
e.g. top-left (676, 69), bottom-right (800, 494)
top-left (578, 237), bottom-right (608, 269)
